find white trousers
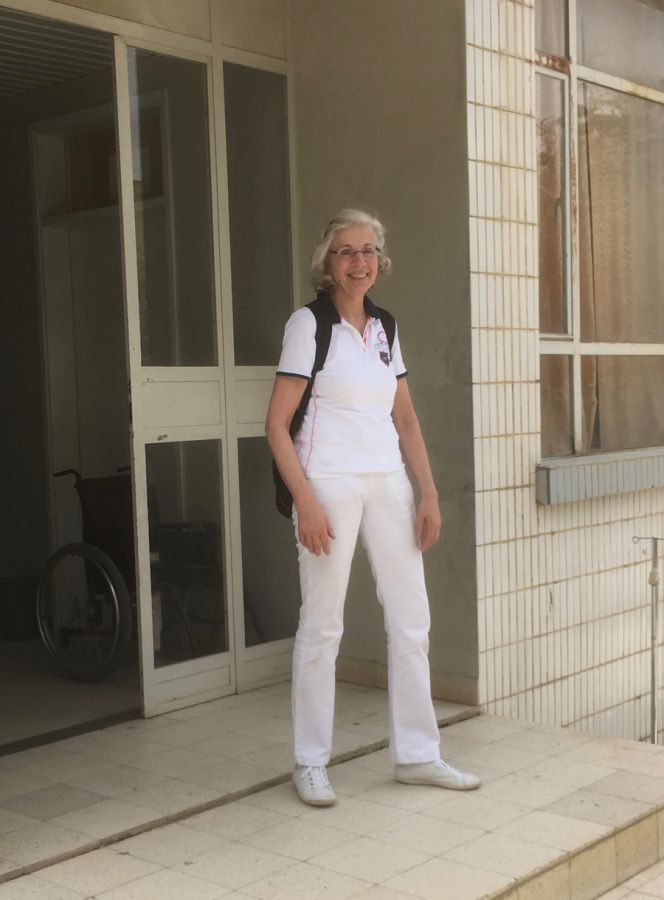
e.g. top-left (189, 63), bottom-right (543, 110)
top-left (292, 469), bottom-right (441, 766)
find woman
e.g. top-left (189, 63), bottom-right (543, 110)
top-left (266, 209), bottom-right (480, 807)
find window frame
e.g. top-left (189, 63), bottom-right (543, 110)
top-left (537, 0), bottom-right (664, 459)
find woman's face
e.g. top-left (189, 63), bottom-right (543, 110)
top-left (327, 224), bottom-right (379, 299)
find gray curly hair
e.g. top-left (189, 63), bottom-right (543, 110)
top-left (310, 208), bottom-right (392, 293)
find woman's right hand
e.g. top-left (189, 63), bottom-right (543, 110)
top-left (296, 498), bottom-right (336, 556)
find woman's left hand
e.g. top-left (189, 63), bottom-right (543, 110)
top-left (415, 494), bottom-right (441, 552)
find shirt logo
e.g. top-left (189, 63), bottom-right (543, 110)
top-left (376, 329), bottom-right (390, 366)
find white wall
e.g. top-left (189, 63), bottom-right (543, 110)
top-left (466, 0), bottom-right (664, 739)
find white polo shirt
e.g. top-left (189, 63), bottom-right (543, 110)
top-left (277, 303), bottom-right (408, 477)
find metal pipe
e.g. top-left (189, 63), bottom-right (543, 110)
top-left (634, 535), bottom-right (663, 744)
top-left (649, 540), bottom-right (660, 744)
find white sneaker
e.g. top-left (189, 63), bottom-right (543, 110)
top-left (395, 759), bottom-right (481, 791)
top-left (292, 765), bottom-right (336, 806)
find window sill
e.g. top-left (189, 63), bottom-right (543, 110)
top-left (535, 447), bottom-right (664, 505)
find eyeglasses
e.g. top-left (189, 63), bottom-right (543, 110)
top-left (329, 247), bottom-right (380, 260)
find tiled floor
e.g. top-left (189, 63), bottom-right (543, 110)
top-left (3, 685), bottom-right (664, 898)
top-left (0, 681), bottom-right (472, 883)
top-left (600, 859), bottom-right (664, 899)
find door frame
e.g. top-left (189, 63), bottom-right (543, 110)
top-left (2, 0), bottom-right (301, 711)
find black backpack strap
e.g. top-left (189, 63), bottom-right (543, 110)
top-left (273, 293), bottom-right (338, 517)
top-left (288, 293), bottom-right (338, 439)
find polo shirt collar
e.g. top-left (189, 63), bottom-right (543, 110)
top-left (317, 291), bottom-right (380, 323)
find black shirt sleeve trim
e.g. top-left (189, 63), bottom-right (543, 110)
top-left (276, 370), bottom-right (311, 381)
top-left (396, 370), bottom-right (408, 380)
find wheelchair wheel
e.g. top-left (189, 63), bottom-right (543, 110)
top-left (36, 542), bottom-right (132, 682)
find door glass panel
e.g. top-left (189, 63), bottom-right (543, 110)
top-left (127, 48), bottom-right (217, 366)
top-left (238, 437), bottom-right (300, 646)
top-left (540, 355), bottom-right (573, 457)
top-left (224, 62), bottom-right (292, 366)
top-left (146, 440), bottom-right (226, 667)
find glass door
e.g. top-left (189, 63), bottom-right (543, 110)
top-left (221, 59), bottom-right (301, 690)
top-left (114, 39), bottom-right (233, 715)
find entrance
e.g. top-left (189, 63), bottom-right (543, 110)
top-left (0, 5), bottom-right (300, 741)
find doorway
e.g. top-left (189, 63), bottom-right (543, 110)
top-left (0, 7), bottom-right (140, 747)
top-left (0, 2), bottom-right (302, 745)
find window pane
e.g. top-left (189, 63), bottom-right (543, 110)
top-left (581, 356), bottom-right (664, 451)
top-left (238, 437), bottom-right (300, 646)
top-left (146, 440), bottom-right (227, 667)
top-left (128, 49), bottom-right (217, 366)
top-left (537, 74), bottom-right (568, 334)
top-left (224, 63), bottom-right (293, 366)
top-left (541, 355), bottom-right (573, 457)
top-left (536, 0), bottom-right (567, 56)
top-left (578, 83), bottom-right (664, 342)
top-left (577, 0), bottom-right (664, 91)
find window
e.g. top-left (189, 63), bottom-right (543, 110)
top-left (537, 0), bottom-right (664, 458)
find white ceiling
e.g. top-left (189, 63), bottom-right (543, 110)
top-left (0, 6), bottom-right (113, 101)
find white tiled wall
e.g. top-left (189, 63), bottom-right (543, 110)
top-left (466, 0), bottom-right (664, 740)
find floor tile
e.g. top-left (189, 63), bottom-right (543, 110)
top-left (190, 731), bottom-right (268, 760)
top-left (481, 773), bottom-right (579, 808)
top-left (492, 726), bottom-right (590, 756)
top-left (370, 811), bottom-right (484, 855)
top-left (423, 793), bottom-right (529, 830)
top-left (0, 822), bottom-right (92, 865)
top-left (73, 765), bottom-right (169, 799)
top-left (127, 746), bottom-right (227, 779)
top-left (115, 822), bottom-right (227, 865)
top-left (299, 796), bottom-right (409, 836)
top-left (38, 847), bottom-right (159, 894)
top-left (544, 789), bottom-right (653, 827)
top-left (449, 744), bottom-right (547, 773)
top-left (587, 770), bottom-right (664, 805)
top-left (495, 808), bottom-right (611, 850)
top-left (118, 777), bottom-right (226, 815)
top-left (0, 875), bottom-right (85, 899)
top-left (0, 772), bottom-right (54, 803)
top-left (632, 868), bottom-right (664, 896)
top-left (234, 744), bottom-right (294, 773)
top-left (443, 831), bottom-right (564, 878)
top-left (18, 752), bottom-right (114, 784)
top-left (520, 756), bottom-right (617, 789)
top-left (352, 887), bottom-right (420, 899)
top-left (173, 841), bottom-right (293, 889)
top-left (0, 809), bottom-right (40, 835)
top-left (135, 720), bottom-right (219, 749)
top-left (239, 784), bottom-right (310, 818)
top-left (94, 868), bottom-right (228, 899)
top-left (186, 801), bottom-right (288, 838)
top-left (355, 781), bottom-right (455, 812)
top-left (183, 759), bottom-right (281, 793)
top-left (443, 717), bottom-right (530, 743)
top-left (350, 749), bottom-right (394, 774)
top-left (242, 860), bottom-right (370, 900)
top-left (383, 856), bottom-right (513, 900)
top-left (50, 799), bottom-right (157, 839)
top-left (239, 817), bottom-right (355, 861)
top-left (328, 762), bottom-right (391, 797)
top-left (308, 835), bottom-right (429, 883)
top-left (1, 784), bottom-right (105, 821)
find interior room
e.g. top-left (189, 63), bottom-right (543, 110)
top-left (0, 7), bottom-right (141, 749)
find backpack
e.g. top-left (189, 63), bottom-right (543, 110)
top-left (272, 291), bottom-right (396, 517)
